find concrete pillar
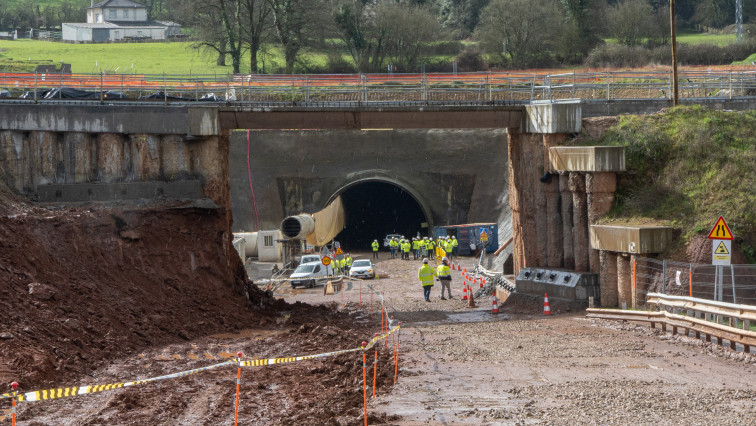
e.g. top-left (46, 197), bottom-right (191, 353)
top-left (96, 133), bottom-right (125, 183)
top-left (586, 172), bottom-right (617, 273)
top-left (545, 176), bottom-right (562, 268)
top-left (0, 131), bottom-right (26, 191)
top-left (559, 173), bottom-right (574, 270)
top-left (569, 172), bottom-right (589, 272)
top-left (62, 132), bottom-right (94, 184)
top-left (30, 131), bottom-right (57, 187)
top-left (130, 134), bottom-right (161, 181)
top-left (542, 134), bottom-right (564, 268)
top-left (617, 253), bottom-right (632, 307)
top-left (631, 254), bottom-right (648, 307)
top-left (600, 250), bottom-right (618, 307)
top-left (508, 130), bottom-right (542, 273)
top-left (161, 134), bottom-right (191, 180)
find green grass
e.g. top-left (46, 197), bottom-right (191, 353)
top-left (0, 39), bottom-right (288, 75)
top-left (676, 32), bottom-right (737, 46)
top-left (568, 106), bottom-right (756, 260)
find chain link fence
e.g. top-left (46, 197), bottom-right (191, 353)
top-left (634, 257), bottom-right (756, 307)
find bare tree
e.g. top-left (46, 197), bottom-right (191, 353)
top-left (475, 0), bottom-right (567, 68)
top-left (242, 0), bottom-right (272, 74)
top-left (377, 2), bottom-right (440, 72)
top-left (268, 0), bottom-right (319, 73)
top-left (333, 0), bottom-right (387, 73)
top-left (607, 0), bottom-right (655, 46)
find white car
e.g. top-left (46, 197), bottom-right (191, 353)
top-left (290, 263), bottom-right (333, 288)
top-left (383, 234), bottom-right (401, 247)
top-left (299, 254), bottom-right (322, 265)
top-left (349, 259), bottom-right (375, 279)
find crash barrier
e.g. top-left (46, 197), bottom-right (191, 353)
top-left (1, 308), bottom-right (402, 426)
top-left (587, 293), bottom-right (756, 354)
top-left (3, 68), bottom-right (756, 104)
top-left (632, 257), bottom-right (756, 307)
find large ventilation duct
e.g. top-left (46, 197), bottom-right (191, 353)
top-left (280, 214), bottom-right (315, 240)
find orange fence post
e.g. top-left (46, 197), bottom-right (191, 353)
top-left (689, 264), bottom-right (693, 297)
top-left (372, 334), bottom-right (378, 399)
top-left (362, 342), bottom-right (368, 426)
top-left (234, 352), bottom-right (243, 426)
top-left (392, 331), bottom-right (396, 384)
top-left (11, 381), bottom-right (18, 426)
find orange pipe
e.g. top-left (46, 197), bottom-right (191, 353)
top-left (689, 265), bottom-right (693, 297)
top-left (234, 353), bottom-right (243, 426)
top-left (362, 344), bottom-right (368, 426)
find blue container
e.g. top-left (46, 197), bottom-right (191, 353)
top-left (433, 223), bottom-right (498, 256)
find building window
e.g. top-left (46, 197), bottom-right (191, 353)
top-left (108, 9), bottom-right (117, 19)
top-left (264, 236), bottom-right (273, 247)
top-left (95, 13), bottom-right (101, 22)
top-left (123, 9), bottom-right (129, 19)
top-left (114, 30), bottom-right (120, 39)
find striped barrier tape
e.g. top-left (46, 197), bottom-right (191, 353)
top-left (0, 325), bottom-right (402, 403)
top-left (1, 360), bottom-right (234, 403)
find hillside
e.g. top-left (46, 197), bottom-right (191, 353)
top-left (568, 106), bottom-right (756, 263)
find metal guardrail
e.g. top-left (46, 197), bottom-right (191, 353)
top-left (2, 70), bottom-right (756, 105)
top-left (587, 293), bottom-right (755, 353)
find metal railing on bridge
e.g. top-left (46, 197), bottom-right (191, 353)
top-left (2, 69), bottom-right (756, 105)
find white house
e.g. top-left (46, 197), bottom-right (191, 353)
top-left (62, 0), bottom-right (181, 43)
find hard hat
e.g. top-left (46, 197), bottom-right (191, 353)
top-left (422, 258), bottom-right (428, 263)
top-left (442, 257), bottom-right (448, 261)
top-left (423, 236), bottom-right (428, 239)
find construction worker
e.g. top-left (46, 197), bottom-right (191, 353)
top-left (402, 239), bottom-right (411, 260)
top-left (426, 237), bottom-right (435, 260)
top-left (451, 236), bottom-right (458, 256)
top-left (345, 254), bottom-right (353, 272)
top-left (437, 257), bottom-right (452, 300)
top-left (418, 258), bottom-right (437, 302)
top-left (389, 237), bottom-right (399, 259)
top-left (445, 237), bottom-right (454, 262)
top-left (412, 238), bottom-right (420, 260)
top-left (372, 239), bottom-right (380, 259)
top-left (420, 236), bottom-right (428, 259)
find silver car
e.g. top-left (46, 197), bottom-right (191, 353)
top-left (349, 259), bottom-right (375, 279)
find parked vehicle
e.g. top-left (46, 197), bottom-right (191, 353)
top-left (299, 254), bottom-right (322, 265)
top-left (349, 259), bottom-right (375, 279)
top-left (383, 234), bottom-right (402, 247)
top-left (289, 263), bottom-right (333, 288)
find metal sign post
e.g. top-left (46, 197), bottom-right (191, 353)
top-left (707, 216), bottom-right (734, 302)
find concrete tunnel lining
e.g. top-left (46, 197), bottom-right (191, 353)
top-left (322, 176), bottom-right (433, 248)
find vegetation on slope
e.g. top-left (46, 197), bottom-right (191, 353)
top-left (570, 106), bottom-right (756, 261)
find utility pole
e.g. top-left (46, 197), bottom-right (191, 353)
top-left (670, 0), bottom-right (679, 106)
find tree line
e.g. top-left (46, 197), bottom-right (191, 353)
top-left (1, 0), bottom-right (756, 72)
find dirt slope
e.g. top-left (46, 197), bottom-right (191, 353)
top-left (0, 186), bottom-right (278, 388)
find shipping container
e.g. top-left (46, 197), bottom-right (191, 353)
top-left (433, 223), bottom-right (498, 256)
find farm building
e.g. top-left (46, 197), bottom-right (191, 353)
top-left (62, 0), bottom-right (181, 43)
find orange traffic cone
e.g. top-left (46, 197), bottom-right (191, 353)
top-left (543, 293), bottom-right (552, 315)
top-left (491, 294), bottom-right (499, 314)
top-left (467, 284), bottom-right (476, 307)
top-left (479, 279), bottom-right (484, 289)
top-left (462, 283), bottom-right (468, 300)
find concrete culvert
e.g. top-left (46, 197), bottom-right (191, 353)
top-left (280, 214), bottom-right (315, 239)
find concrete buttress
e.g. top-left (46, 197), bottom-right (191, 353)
top-left (559, 173), bottom-right (574, 270)
top-left (569, 172), bottom-right (589, 272)
top-left (586, 172), bottom-right (617, 273)
top-left (617, 253), bottom-right (632, 307)
top-left (600, 250), bottom-right (619, 307)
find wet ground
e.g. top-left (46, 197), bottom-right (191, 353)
top-left (5, 251), bottom-right (755, 424)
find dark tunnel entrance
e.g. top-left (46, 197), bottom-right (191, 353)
top-left (335, 181), bottom-right (429, 252)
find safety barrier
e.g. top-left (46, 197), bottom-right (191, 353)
top-left (2, 68), bottom-right (756, 104)
top-left (587, 293), bottom-right (756, 354)
top-left (1, 296), bottom-right (402, 425)
top-left (632, 257), bottom-right (756, 306)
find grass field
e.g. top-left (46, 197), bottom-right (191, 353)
top-left (676, 32), bottom-right (737, 46)
top-left (0, 39), bottom-right (336, 75)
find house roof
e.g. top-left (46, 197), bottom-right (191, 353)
top-left (63, 22), bottom-right (164, 29)
top-left (90, 0), bottom-right (146, 8)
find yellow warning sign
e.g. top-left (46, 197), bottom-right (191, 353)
top-left (480, 229), bottom-right (489, 242)
top-left (707, 216), bottom-right (734, 240)
top-left (335, 248), bottom-right (344, 255)
top-left (714, 241), bottom-right (729, 255)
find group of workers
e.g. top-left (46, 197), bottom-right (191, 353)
top-left (418, 257), bottom-right (453, 301)
top-left (332, 253), bottom-right (353, 275)
top-left (382, 235), bottom-right (458, 261)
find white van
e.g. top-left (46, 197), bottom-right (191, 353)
top-left (289, 262), bottom-right (334, 288)
top-left (299, 254), bottom-right (322, 265)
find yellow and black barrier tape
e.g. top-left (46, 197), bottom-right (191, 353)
top-left (1, 325), bottom-right (402, 404)
top-left (0, 360), bottom-right (234, 403)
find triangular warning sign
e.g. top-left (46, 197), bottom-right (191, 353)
top-left (335, 248), bottom-right (344, 255)
top-left (714, 241), bottom-right (729, 255)
top-left (707, 216), bottom-right (734, 240)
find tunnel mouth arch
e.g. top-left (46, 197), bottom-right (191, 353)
top-left (325, 178), bottom-right (432, 252)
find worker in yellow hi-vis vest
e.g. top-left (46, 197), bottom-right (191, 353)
top-left (418, 258), bottom-right (437, 302)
